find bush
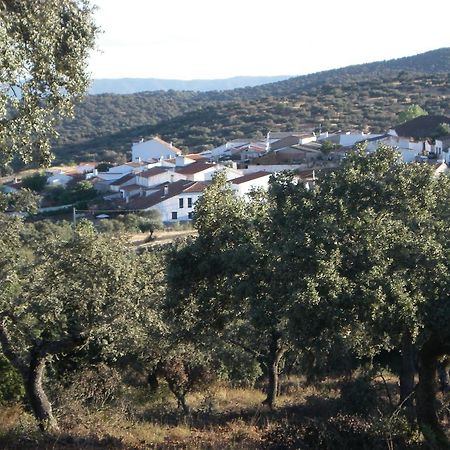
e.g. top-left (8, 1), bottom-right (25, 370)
top-left (262, 415), bottom-right (422, 450)
top-left (22, 172), bottom-right (47, 192)
top-left (339, 376), bottom-right (378, 415)
top-left (0, 353), bottom-right (24, 404)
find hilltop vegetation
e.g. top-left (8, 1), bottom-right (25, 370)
top-left (53, 48), bottom-right (450, 163)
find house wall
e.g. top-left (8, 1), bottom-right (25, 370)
top-left (232, 175), bottom-right (271, 197)
top-left (146, 192), bottom-right (202, 222)
top-left (136, 171), bottom-right (181, 188)
top-left (132, 140), bottom-right (178, 162)
top-left (107, 165), bottom-right (135, 175)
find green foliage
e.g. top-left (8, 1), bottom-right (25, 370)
top-left (321, 140), bottom-right (335, 155)
top-left (0, 0), bottom-right (98, 167)
top-left (95, 212), bottom-right (162, 235)
top-left (21, 173), bottom-right (48, 192)
top-left (0, 353), bottom-right (24, 403)
top-left (397, 104), bottom-right (428, 124)
top-left (436, 122), bottom-right (450, 136)
top-left (45, 180), bottom-right (98, 206)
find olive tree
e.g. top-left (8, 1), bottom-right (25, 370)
top-left (0, 219), bottom-right (164, 432)
top-left (285, 146), bottom-right (450, 446)
top-left (0, 0), bottom-right (97, 167)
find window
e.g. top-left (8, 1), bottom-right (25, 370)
top-left (171, 211), bottom-right (177, 220)
top-left (179, 198), bottom-right (184, 208)
top-left (188, 212), bottom-right (193, 220)
top-left (187, 197), bottom-right (192, 208)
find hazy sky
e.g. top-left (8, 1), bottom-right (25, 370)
top-left (89, 0), bottom-right (450, 80)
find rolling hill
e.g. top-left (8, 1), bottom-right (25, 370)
top-left (53, 48), bottom-right (450, 163)
top-left (89, 76), bottom-right (291, 95)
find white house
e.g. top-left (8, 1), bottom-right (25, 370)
top-left (116, 180), bottom-right (208, 222)
top-left (175, 161), bottom-right (242, 181)
top-left (230, 171), bottom-right (272, 197)
top-left (131, 137), bottom-right (181, 162)
top-left (320, 131), bottom-right (383, 147)
top-left (363, 132), bottom-right (444, 163)
top-left (135, 167), bottom-right (185, 188)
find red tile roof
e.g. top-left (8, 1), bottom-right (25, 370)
top-left (182, 181), bottom-right (209, 193)
top-left (110, 173), bottom-right (135, 186)
top-left (176, 161), bottom-right (215, 175)
top-left (116, 180), bottom-right (207, 210)
top-left (185, 153), bottom-right (208, 161)
top-left (137, 167), bottom-right (168, 178)
top-left (231, 171), bottom-right (271, 185)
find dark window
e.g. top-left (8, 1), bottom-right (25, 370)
top-left (171, 211), bottom-right (177, 220)
top-left (188, 197), bottom-right (192, 208)
top-left (188, 212), bottom-right (193, 220)
top-left (179, 198), bottom-right (184, 208)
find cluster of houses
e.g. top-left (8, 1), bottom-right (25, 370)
top-left (3, 115), bottom-right (449, 223)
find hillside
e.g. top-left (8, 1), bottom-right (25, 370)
top-left (89, 75), bottom-right (291, 95)
top-left (53, 48), bottom-right (450, 162)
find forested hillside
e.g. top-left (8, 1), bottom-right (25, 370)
top-left (54, 48), bottom-right (450, 162)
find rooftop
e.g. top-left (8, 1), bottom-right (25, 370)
top-left (231, 171), bottom-right (271, 185)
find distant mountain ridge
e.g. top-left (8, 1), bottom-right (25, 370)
top-left (89, 76), bottom-right (291, 95)
top-left (54, 48), bottom-right (450, 163)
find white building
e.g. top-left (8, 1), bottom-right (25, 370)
top-left (117, 180), bottom-right (207, 222)
top-left (131, 137), bottom-right (181, 162)
top-left (231, 171), bottom-right (272, 197)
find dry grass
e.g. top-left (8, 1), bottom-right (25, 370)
top-left (0, 374), bottom-right (405, 449)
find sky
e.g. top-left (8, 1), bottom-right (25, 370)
top-left (89, 0), bottom-right (450, 80)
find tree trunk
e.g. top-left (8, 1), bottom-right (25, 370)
top-left (399, 330), bottom-right (415, 420)
top-left (262, 332), bottom-right (285, 410)
top-left (416, 339), bottom-right (450, 449)
top-left (25, 351), bottom-right (59, 433)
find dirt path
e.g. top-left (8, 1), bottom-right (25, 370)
top-left (129, 229), bottom-right (197, 247)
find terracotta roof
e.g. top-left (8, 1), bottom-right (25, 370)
top-left (185, 153), bottom-right (208, 161)
top-left (271, 136), bottom-right (303, 151)
top-left (110, 173), bottom-right (135, 186)
top-left (118, 180), bottom-right (192, 210)
top-left (182, 181), bottom-right (209, 193)
top-left (137, 167), bottom-right (168, 178)
top-left (176, 161), bottom-right (216, 175)
top-left (231, 171), bottom-right (271, 185)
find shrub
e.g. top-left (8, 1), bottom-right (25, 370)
top-left (339, 376), bottom-right (378, 415)
top-left (0, 353), bottom-right (24, 404)
top-left (262, 415), bottom-right (422, 450)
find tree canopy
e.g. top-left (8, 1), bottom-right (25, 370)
top-left (0, 0), bottom-right (97, 167)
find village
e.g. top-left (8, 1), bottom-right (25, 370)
top-left (2, 114), bottom-right (449, 223)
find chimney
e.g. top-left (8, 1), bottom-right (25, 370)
top-left (163, 184), bottom-right (169, 196)
top-left (93, 169), bottom-right (98, 176)
top-left (170, 142), bottom-right (173, 148)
